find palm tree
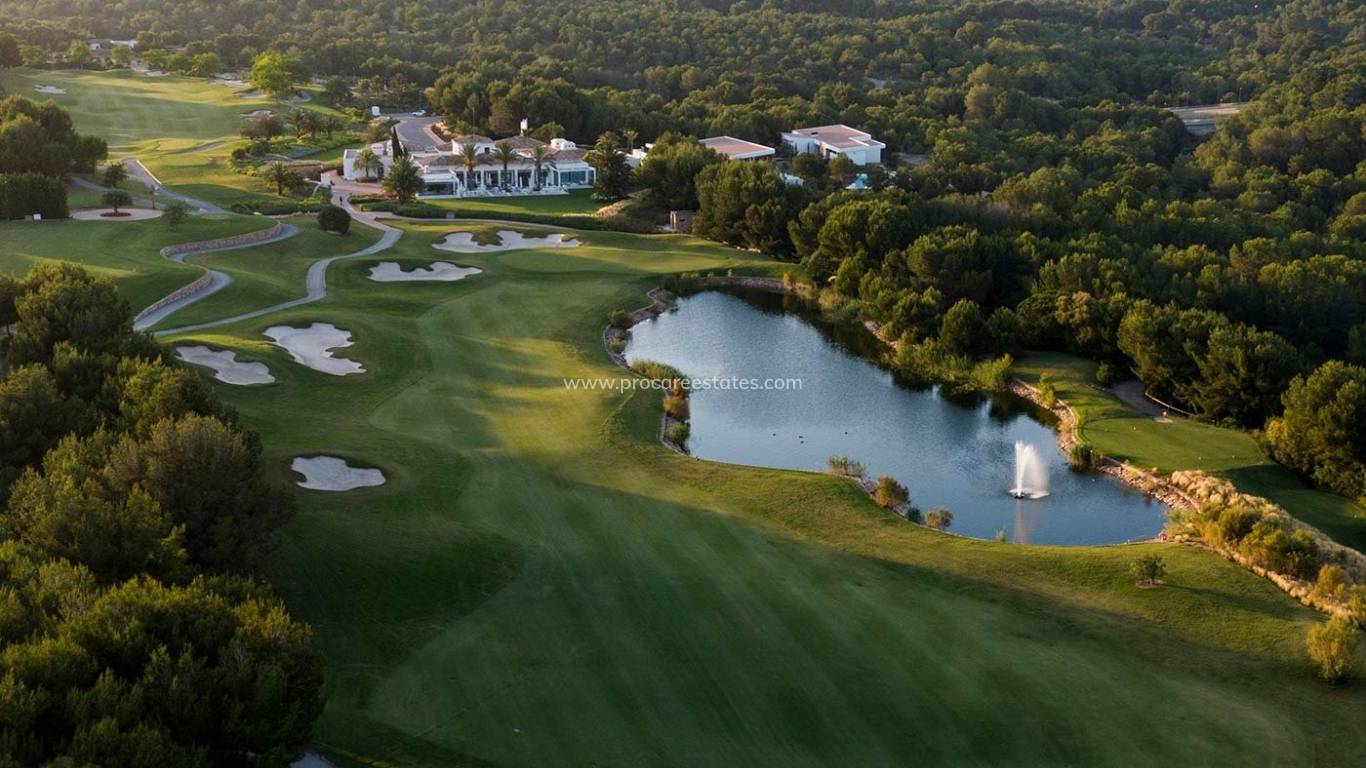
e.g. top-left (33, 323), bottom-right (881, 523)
top-left (585, 133), bottom-right (629, 200)
top-left (382, 155), bottom-right (424, 203)
top-left (492, 140), bottom-right (517, 189)
top-left (622, 128), bottom-right (639, 153)
top-left (529, 144), bottom-right (555, 190)
top-left (355, 147), bottom-right (381, 181)
top-left (460, 141), bottom-right (479, 190)
top-left (264, 161), bottom-right (298, 196)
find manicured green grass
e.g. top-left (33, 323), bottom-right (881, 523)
top-left (0, 68), bottom-right (338, 209)
top-left (0, 214), bottom-right (274, 311)
top-left (423, 189), bottom-right (603, 217)
top-left (152, 215), bottom-right (383, 329)
top-left (1014, 352), bottom-right (1366, 550)
top-left (0, 68), bottom-right (271, 155)
top-left (144, 222), bottom-right (1366, 766)
top-left (65, 178), bottom-right (154, 210)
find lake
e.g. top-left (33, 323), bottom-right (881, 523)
top-left (624, 290), bottom-right (1167, 545)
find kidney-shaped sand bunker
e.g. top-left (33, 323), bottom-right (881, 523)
top-left (176, 345), bottom-right (275, 385)
top-left (368, 261), bottom-right (482, 282)
top-left (264, 323), bottom-right (365, 376)
top-left (433, 230), bottom-right (579, 253)
top-left (291, 456), bottom-right (386, 491)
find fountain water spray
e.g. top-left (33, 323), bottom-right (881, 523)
top-left (1009, 441), bottom-right (1050, 499)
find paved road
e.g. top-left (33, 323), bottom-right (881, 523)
top-left (388, 114), bottom-right (445, 153)
top-left (123, 158), bottom-right (229, 214)
top-left (133, 223), bottom-right (301, 331)
top-left (154, 179), bottom-right (400, 337)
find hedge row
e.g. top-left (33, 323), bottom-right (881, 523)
top-left (230, 200), bottom-right (328, 216)
top-left (0, 174), bottom-right (68, 220)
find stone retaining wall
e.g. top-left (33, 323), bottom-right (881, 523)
top-left (133, 273), bottom-right (213, 326)
top-left (1008, 378), bottom-right (1198, 513)
top-left (160, 221), bottom-right (286, 258)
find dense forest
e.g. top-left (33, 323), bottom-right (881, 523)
top-left (0, 0), bottom-right (1361, 757)
top-left (0, 1), bottom-right (1361, 496)
top-left (0, 260), bottom-right (321, 758)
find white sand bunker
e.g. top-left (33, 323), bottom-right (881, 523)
top-left (264, 323), bottom-right (365, 376)
top-left (433, 230), bottom-right (579, 253)
top-left (369, 261), bottom-right (482, 282)
top-left (33, 85), bottom-right (66, 95)
top-left (291, 456), bottom-right (385, 491)
top-left (176, 345), bottom-right (275, 385)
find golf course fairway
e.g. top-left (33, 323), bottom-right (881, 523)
top-left (140, 219), bottom-right (1366, 767)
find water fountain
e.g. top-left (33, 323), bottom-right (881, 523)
top-left (1009, 441), bottom-right (1050, 499)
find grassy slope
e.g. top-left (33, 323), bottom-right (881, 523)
top-left (152, 215), bottom-right (383, 329)
top-left (1014, 352), bottom-right (1366, 550)
top-left (0, 68), bottom-right (335, 209)
top-left (148, 221), bottom-right (1366, 767)
top-left (0, 214), bottom-right (273, 311)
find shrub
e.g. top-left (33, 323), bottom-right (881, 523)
top-left (1349, 585), bottom-right (1366, 625)
top-left (630, 359), bottom-right (683, 383)
top-left (827, 455), bottom-right (866, 478)
top-left (1239, 519), bottom-right (1319, 580)
top-left (608, 309), bottom-right (634, 329)
top-left (1312, 564), bottom-right (1350, 602)
top-left (164, 200), bottom-right (190, 230)
top-left (1130, 554), bottom-right (1166, 586)
top-left (1068, 443), bottom-right (1098, 470)
top-left (873, 475), bottom-right (908, 509)
top-left (969, 354), bottom-right (1013, 391)
top-left (665, 421), bottom-right (690, 445)
top-left (1306, 616), bottom-right (1358, 683)
top-left (905, 505), bottom-right (923, 524)
top-left (317, 203), bottom-right (351, 234)
top-left (1095, 361), bottom-right (1118, 386)
top-left (662, 386), bottom-right (690, 421)
top-left (1037, 375), bottom-right (1057, 409)
top-left (608, 337), bottom-right (627, 354)
top-left (925, 506), bottom-right (954, 530)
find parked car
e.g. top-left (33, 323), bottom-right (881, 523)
top-left (412, 109), bottom-right (426, 117)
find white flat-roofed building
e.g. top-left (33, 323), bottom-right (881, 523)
top-left (781, 124), bottom-right (885, 165)
top-left (343, 134), bottom-right (597, 196)
top-left (414, 135), bottom-right (596, 197)
top-left (699, 136), bottom-right (776, 161)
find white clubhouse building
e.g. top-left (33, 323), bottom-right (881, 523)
top-left (781, 124), bottom-right (885, 165)
top-left (343, 134), bottom-right (597, 198)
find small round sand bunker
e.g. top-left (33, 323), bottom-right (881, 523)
top-left (433, 230), bottom-right (579, 253)
top-left (264, 322), bottom-right (364, 376)
top-left (176, 345), bottom-right (275, 385)
top-left (368, 261), bottom-right (482, 282)
top-left (291, 456), bottom-right (385, 491)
